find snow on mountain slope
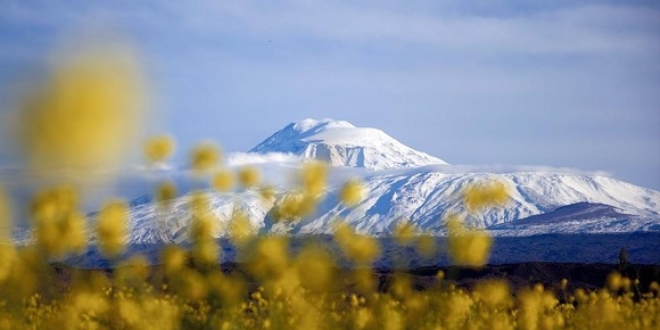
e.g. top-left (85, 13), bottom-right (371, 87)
top-left (250, 118), bottom-right (447, 170)
top-left (286, 169), bottom-right (660, 235)
top-left (124, 190), bottom-right (271, 244)
top-left (12, 118), bottom-right (660, 248)
top-left (112, 118), bottom-right (660, 243)
top-left (113, 165), bottom-right (660, 245)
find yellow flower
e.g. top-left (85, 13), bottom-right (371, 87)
top-left (189, 212), bottom-right (219, 265)
top-left (118, 299), bottom-right (142, 326)
top-left (116, 254), bottom-right (149, 282)
top-left (294, 246), bottom-right (335, 293)
top-left (339, 179), bottom-right (364, 206)
top-left (0, 243), bottom-right (17, 283)
top-left (445, 214), bottom-right (492, 267)
top-left (192, 239), bottom-right (219, 266)
top-left (161, 244), bottom-right (187, 275)
top-left (190, 142), bottom-right (221, 172)
top-left (178, 270), bottom-right (208, 301)
top-left (649, 281), bottom-right (659, 293)
top-left (353, 268), bottom-right (376, 293)
top-left (155, 181), bottom-right (177, 205)
top-left (606, 272), bottom-right (623, 291)
top-left (188, 191), bottom-right (210, 217)
top-left (96, 200), bottom-right (129, 257)
top-left (71, 291), bottom-right (109, 315)
top-left (0, 186), bottom-right (11, 238)
top-left (271, 192), bottom-right (316, 222)
top-left (259, 185), bottom-right (277, 201)
top-left (63, 211), bottom-right (88, 253)
top-left (300, 161), bottom-right (327, 196)
top-left (189, 213), bottom-right (215, 244)
top-left (416, 235), bottom-right (436, 257)
top-left (144, 134), bottom-right (175, 163)
top-left (473, 280), bottom-right (512, 307)
top-left (333, 222), bottom-right (380, 265)
top-left (212, 169), bottom-right (234, 192)
top-left (393, 222), bottom-right (416, 246)
top-left (246, 237), bottom-right (289, 279)
top-left (228, 211), bottom-right (254, 246)
top-left (15, 45), bottom-right (146, 174)
top-left (31, 185), bottom-right (77, 223)
top-left (354, 308), bottom-right (373, 329)
top-left (463, 180), bottom-right (510, 213)
top-left (207, 273), bottom-right (246, 306)
top-left (238, 166), bottom-right (260, 189)
top-left (30, 186), bottom-right (87, 256)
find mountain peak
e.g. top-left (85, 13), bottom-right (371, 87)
top-left (291, 118), bottom-right (355, 133)
top-left (250, 118), bottom-right (448, 169)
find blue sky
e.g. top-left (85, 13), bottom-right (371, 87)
top-left (1, 0), bottom-right (659, 190)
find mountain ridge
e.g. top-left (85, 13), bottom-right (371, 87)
top-left (124, 119), bottom-right (660, 241)
top-left (12, 119), bottom-right (660, 246)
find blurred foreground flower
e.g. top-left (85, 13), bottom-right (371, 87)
top-left (445, 214), bottom-right (492, 267)
top-left (334, 222), bottom-right (380, 265)
top-left (238, 166), bottom-right (260, 189)
top-left (15, 45), bottom-right (146, 177)
top-left (228, 210), bottom-right (254, 246)
top-left (393, 221), bottom-right (416, 246)
top-left (188, 193), bottom-right (220, 265)
top-left (212, 168), bottom-right (234, 192)
top-left (473, 279), bottom-right (512, 308)
top-left (30, 186), bottom-right (87, 257)
top-left (190, 142), bottom-right (221, 172)
top-left (155, 181), bottom-right (178, 206)
top-left (96, 200), bottom-right (129, 257)
top-left (300, 161), bottom-right (327, 196)
top-left (144, 135), bottom-right (175, 164)
top-left (339, 179), bottom-right (364, 206)
top-left (463, 180), bottom-right (510, 212)
top-left (270, 191), bottom-right (316, 223)
top-left (294, 246), bottom-right (335, 293)
top-left (0, 186), bottom-right (10, 239)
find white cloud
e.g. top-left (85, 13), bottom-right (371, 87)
top-left (213, 1), bottom-right (660, 56)
top-left (225, 152), bottom-right (302, 166)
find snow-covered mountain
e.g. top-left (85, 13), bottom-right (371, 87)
top-left (13, 118), bottom-right (660, 247)
top-left (287, 170), bottom-right (660, 235)
top-left (250, 118), bottom-right (447, 170)
top-left (116, 167), bottom-right (660, 244)
top-left (85, 118), bottom-right (659, 245)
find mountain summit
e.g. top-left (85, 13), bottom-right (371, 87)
top-left (250, 118), bottom-right (448, 170)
